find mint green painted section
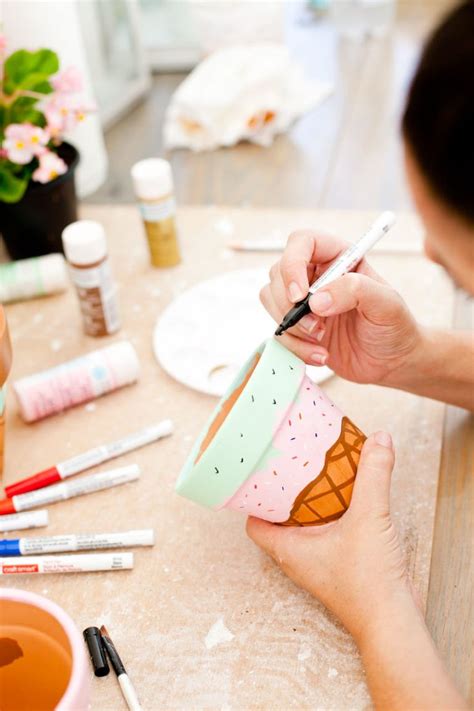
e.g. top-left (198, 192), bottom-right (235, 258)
top-left (176, 338), bottom-right (306, 509)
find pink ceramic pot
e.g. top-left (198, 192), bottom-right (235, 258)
top-left (177, 338), bottom-right (366, 526)
top-left (0, 588), bottom-right (90, 711)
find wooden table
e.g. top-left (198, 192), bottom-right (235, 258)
top-left (2, 206), bottom-right (471, 708)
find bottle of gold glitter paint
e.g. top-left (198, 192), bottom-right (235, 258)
top-left (131, 158), bottom-right (181, 268)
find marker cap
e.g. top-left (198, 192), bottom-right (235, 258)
top-left (83, 626), bottom-right (110, 677)
top-left (0, 539), bottom-right (20, 556)
top-left (62, 220), bottom-right (107, 266)
top-left (0, 510), bottom-right (49, 532)
top-left (0, 498), bottom-right (15, 515)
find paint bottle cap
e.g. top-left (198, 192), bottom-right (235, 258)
top-left (131, 158), bottom-right (174, 200)
top-left (83, 626), bottom-right (110, 677)
top-left (62, 220), bottom-right (108, 266)
top-left (40, 254), bottom-right (69, 294)
top-left (0, 306), bottom-right (12, 386)
top-left (104, 342), bottom-right (140, 386)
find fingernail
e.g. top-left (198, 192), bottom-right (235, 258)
top-left (375, 431), bottom-right (393, 448)
top-left (315, 328), bottom-right (325, 342)
top-left (310, 291), bottom-right (333, 314)
top-left (310, 352), bottom-right (328, 365)
top-left (300, 315), bottom-right (318, 333)
top-left (288, 282), bottom-right (303, 302)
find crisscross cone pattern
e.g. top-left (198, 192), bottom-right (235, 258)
top-left (282, 417), bottom-right (366, 526)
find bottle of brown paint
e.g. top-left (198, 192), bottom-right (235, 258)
top-left (62, 220), bottom-right (121, 337)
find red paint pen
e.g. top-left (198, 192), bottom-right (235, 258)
top-left (5, 420), bottom-right (172, 498)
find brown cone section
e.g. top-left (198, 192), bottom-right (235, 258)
top-left (282, 416), bottom-right (366, 526)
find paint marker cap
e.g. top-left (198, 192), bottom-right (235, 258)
top-left (0, 498), bottom-right (16, 516)
top-left (131, 158), bottom-right (173, 200)
top-left (83, 626), bottom-right (110, 677)
top-left (62, 220), bottom-right (108, 266)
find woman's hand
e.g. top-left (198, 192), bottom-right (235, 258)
top-left (260, 230), bottom-right (422, 387)
top-left (247, 433), bottom-right (468, 710)
top-left (247, 431), bottom-right (414, 642)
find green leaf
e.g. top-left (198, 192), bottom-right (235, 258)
top-left (9, 96), bottom-right (45, 127)
top-left (0, 163), bottom-right (29, 203)
top-left (4, 49), bottom-right (59, 93)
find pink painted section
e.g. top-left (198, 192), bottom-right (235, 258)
top-left (224, 376), bottom-right (343, 522)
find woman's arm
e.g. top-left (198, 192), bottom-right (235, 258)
top-left (261, 230), bottom-right (474, 410)
top-left (387, 327), bottom-right (474, 410)
top-left (357, 593), bottom-right (466, 710)
top-left (247, 433), bottom-right (468, 710)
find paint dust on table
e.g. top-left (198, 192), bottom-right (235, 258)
top-left (204, 618), bottom-right (235, 650)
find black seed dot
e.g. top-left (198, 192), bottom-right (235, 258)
top-left (313, 400), bottom-right (316, 406)
top-left (272, 368), bottom-right (276, 375)
top-left (240, 457), bottom-right (244, 463)
top-left (214, 467), bottom-right (219, 474)
top-left (240, 433), bottom-right (243, 437)
top-left (314, 433), bottom-right (318, 437)
top-left (251, 395), bottom-right (255, 402)
top-left (282, 486), bottom-right (285, 491)
top-left (272, 398), bottom-right (277, 405)
top-left (290, 437), bottom-right (296, 441)
top-left (289, 365), bottom-right (294, 370)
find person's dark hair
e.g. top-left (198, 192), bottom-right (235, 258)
top-left (402, 1), bottom-right (474, 224)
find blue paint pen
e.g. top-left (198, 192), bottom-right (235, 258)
top-left (0, 529), bottom-right (154, 557)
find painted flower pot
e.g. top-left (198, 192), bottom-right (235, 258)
top-left (176, 338), bottom-right (366, 526)
top-left (0, 142), bottom-right (79, 260)
top-left (0, 588), bottom-right (90, 711)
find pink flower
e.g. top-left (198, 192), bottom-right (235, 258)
top-left (0, 35), bottom-right (6, 57)
top-left (51, 66), bottom-right (83, 93)
top-left (3, 124), bottom-right (49, 165)
top-left (32, 150), bottom-right (67, 184)
top-left (44, 94), bottom-right (95, 137)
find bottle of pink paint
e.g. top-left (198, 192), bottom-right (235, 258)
top-left (13, 341), bottom-right (139, 423)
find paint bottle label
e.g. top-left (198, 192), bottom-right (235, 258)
top-left (139, 196), bottom-right (181, 268)
top-left (69, 259), bottom-right (121, 336)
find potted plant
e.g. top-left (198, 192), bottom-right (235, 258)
top-left (0, 37), bottom-right (95, 259)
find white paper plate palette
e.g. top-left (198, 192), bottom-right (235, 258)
top-left (153, 268), bottom-right (334, 397)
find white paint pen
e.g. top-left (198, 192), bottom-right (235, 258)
top-left (6, 420), bottom-right (173, 497)
top-left (275, 211), bottom-right (396, 335)
top-left (13, 341), bottom-right (140, 423)
top-left (0, 529), bottom-right (154, 556)
top-left (0, 552), bottom-right (134, 575)
top-left (0, 465), bottom-right (140, 515)
top-left (0, 510), bottom-right (49, 533)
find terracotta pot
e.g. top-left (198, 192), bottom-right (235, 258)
top-left (0, 142), bottom-right (79, 260)
top-left (0, 588), bottom-right (90, 711)
top-left (177, 338), bottom-right (366, 526)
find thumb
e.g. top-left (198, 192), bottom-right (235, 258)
top-left (349, 431), bottom-right (395, 517)
top-left (309, 272), bottom-right (404, 325)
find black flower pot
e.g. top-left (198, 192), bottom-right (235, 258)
top-left (0, 142), bottom-right (80, 260)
